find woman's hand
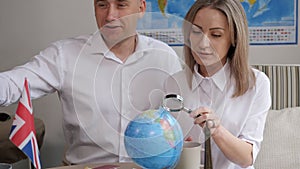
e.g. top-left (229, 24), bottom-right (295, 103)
top-left (189, 107), bottom-right (220, 135)
top-left (191, 107), bottom-right (253, 167)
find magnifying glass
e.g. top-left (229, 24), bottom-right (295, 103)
top-left (162, 94), bottom-right (201, 118)
top-left (163, 94), bottom-right (212, 168)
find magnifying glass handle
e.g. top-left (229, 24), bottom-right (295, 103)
top-left (184, 107), bottom-right (201, 118)
top-left (183, 107), bottom-right (193, 114)
top-left (204, 126), bottom-right (213, 169)
top-left (194, 114), bottom-right (201, 118)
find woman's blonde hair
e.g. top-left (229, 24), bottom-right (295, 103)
top-left (183, 0), bottom-right (255, 97)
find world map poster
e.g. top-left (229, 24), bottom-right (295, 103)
top-left (137, 0), bottom-right (298, 45)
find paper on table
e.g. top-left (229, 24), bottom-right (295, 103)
top-left (93, 165), bottom-right (120, 169)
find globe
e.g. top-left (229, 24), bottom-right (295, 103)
top-left (124, 107), bottom-right (183, 169)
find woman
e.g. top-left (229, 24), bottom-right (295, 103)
top-left (164, 0), bottom-right (271, 168)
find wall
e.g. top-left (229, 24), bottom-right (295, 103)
top-left (0, 1), bottom-right (299, 168)
top-left (0, 1), bottom-right (96, 168)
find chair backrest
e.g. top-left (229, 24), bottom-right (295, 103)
top-left (0, 113), bottom-right (45, 164)
top-left (252, 64), bottom-right (300, 110)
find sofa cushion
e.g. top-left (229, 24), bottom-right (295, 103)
top-left (254, 107), bottom-right (300, 169)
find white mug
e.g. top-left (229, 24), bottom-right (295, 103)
top-left (175, 142), bottom-right (202, 169)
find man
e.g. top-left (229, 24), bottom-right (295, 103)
top-left (95, 0), bottom-right (145, 62)
top-left (0, 0), bottom-right (182, 165)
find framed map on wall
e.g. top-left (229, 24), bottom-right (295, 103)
top-left (137, 0), bottom-right (298, 45)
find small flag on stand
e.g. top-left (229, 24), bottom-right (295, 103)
top-left (9, 78), bottom-right (42, 169)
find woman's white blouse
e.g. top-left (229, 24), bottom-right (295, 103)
top-left (164, 63), bottom-right (271, 169)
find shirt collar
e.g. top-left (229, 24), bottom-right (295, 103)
top-left (85, 31), bottom-right (109, 55)
top-left (86, 31), bottom-right (144, 64)
top-left (124, 33), bottom-right (145, 64)
top-left (192, 61), bottom-right (230, 92)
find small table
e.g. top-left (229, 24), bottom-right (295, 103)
top-left (46, 163), bottom-right (141, 169)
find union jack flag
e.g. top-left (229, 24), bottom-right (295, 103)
top-left (9, 78), bottom-right (41, 169)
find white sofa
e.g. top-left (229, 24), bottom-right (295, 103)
top-left (254, 107), bottom-right (300, 169)
top-left (252, 65), bottom-right (300, 168)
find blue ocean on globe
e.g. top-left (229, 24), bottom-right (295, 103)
top-left (124, 107), bottom-right (184, 169)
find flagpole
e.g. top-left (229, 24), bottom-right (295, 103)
top-left (29, 158), bottom-right (33, 169)
top-left (9, 78), bottom-right (42, 169)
